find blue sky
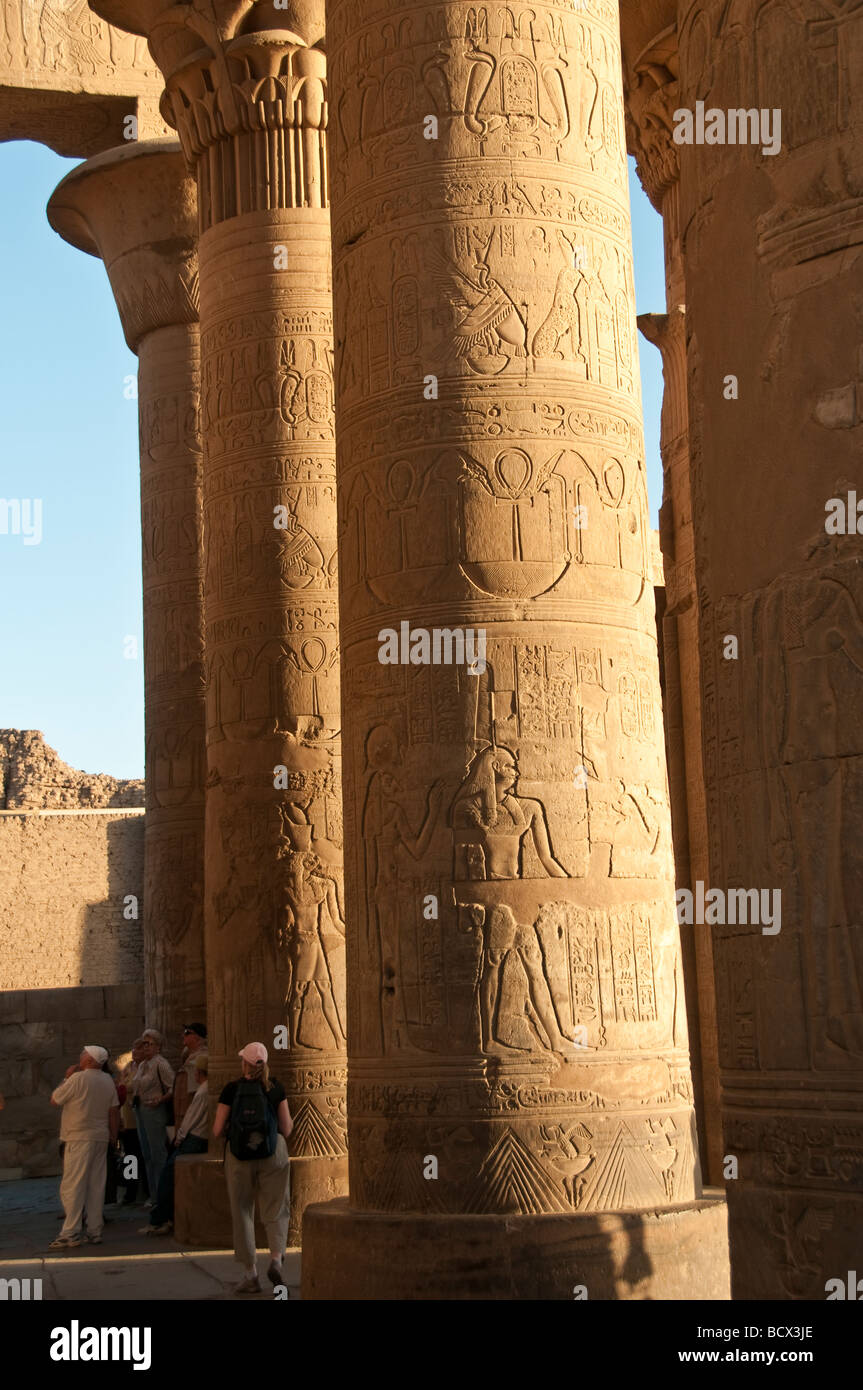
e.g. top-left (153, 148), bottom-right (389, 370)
top-left (0, 141), bottom-right (665, 780)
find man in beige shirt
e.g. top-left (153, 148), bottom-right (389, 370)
top-left (132, 1030), bottom-right (174, 1202)
top-left (142, 1053), bottom-right (210, 1235)
top-left (172, 1022), bottom-right (208, 1130)
top-left (49, 1045), bottom-right (119, 1249)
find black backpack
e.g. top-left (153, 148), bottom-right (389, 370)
top-left (227, 1080), bottom-right (278, 1160)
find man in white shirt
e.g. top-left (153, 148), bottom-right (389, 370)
top-left (49, 1045), bottom-right (120, 1249)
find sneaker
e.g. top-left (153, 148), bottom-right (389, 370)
top-left (86, 1234), bottom-right (103, 1244)
top-left (49, 1234), bottom-right (84, 1250)
top-left (234, 1275), bottom-right (262, 1295)
top-left (266, 1260), bottom-right (283, 1287)
top-left (143, 1200), bottom-right (155, 1210)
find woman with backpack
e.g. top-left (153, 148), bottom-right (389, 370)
top-left (213, 1041), bottom-right (294, 1294)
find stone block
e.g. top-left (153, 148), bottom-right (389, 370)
top-left (288, 1155), bottom-right (348, 1249)
top-left (0, 1060), bottom-right (32, 1097)
top-left (174, 1154), bottom-right (266, 1248)
top-left (60, 1019), bottom-right (134, 1060)
top-left (25, 987), bottom-right (106, 1024)
top-left (0, 1093), bottom-right (56, 1135)
top-left (302, 1196), bottom-right (731, 1301)
top-left (0, 992), bottom-right (26, 1024)
top-left (105, 982), bottom-right (144, 1018)
top-left (0, 1022), bottom-right (62, 1062)
top-left (21, 1134), bottom-right (64, 1178)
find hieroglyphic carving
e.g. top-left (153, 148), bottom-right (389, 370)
top-left (329, 0), bottom-right (703, 1220)
top-left (0, 0), bottom-right (166, 157)
top-left (676, 0), bottom-right (863, 1295)
top-left (704, 556), bottom-right (863, 1074)
top-left (278, 847), bottom-right (346, 1051)
top-left (0, 0), bottom-right (157, 81)
top-left (95, 0), bottom-right (348, 1205)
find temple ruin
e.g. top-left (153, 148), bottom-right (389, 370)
top-left (1, 0), bottom-right (861, 1300)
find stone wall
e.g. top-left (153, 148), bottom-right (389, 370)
top-left (0, 731), bottom-right (146, 1177)
top-left (0, 983), bottom-right (144, 1178)
top-left (0, 809), bottom-right (145, 989)
top-left (0, 730), bottom-right (145, 991)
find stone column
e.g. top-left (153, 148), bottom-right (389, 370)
top-left (675, 0), bottom-right (863, 1299)
top-left (90, 0), bottom-right (348, 1240)
top-left (303, 0), bottom-right (728, 1298)
top-left (48, 139), bottom-right (206, 1043)
top-left (622, 17), bottom-right (723, 1186)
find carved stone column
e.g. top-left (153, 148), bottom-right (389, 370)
top-left (90, 0), bottom-right (347, 1242)
top-left (303, 0), bottom-right (728, 1299)
top-left (48, 139), bottom-right (206, 1042)
top-left (622, 16), bottom-right (723, 1186)
top-left (675, 0), bottom-right (863, 1299)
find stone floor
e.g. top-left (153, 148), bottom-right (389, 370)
top-left (0, 1176), bottom-right (301, 1300)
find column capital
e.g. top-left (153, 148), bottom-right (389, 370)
top-left (90, 1), bottom-right (329, 222)
top-left (623, 24), bottom-right (681, 213)
top-left (89, 0), bottom-right (324, 45)
top-left (47, 138), bottom-right (198, 351)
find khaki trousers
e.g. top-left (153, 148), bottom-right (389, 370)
top-left (223, 1134), bottom-right (291, 1268)
top-left (59, 1139), bottom-right (107, 1238)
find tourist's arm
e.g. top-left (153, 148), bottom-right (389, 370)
top-left (50, 1074), bottom-right (76, 1107)
top-left (212, 1103), bottom-right (231, 1139)
top-left (276, 1099), bottom-right (293, 1141)
top-left (176, 1087), bottom-right (207, 1145)
top-left (144, 1058), bottom-right (174, 1108)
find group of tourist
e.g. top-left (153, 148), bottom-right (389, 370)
top-left (48, 1027), bottom-right (293, 1293)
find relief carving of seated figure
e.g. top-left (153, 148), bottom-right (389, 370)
top-left (451, 743), bottom-right (568, 880)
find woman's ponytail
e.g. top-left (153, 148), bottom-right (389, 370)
top-left (248, 1059), bottom-right (272, 1090)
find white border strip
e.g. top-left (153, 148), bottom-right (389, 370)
top-left (0, 808), bottom-right (145, 817)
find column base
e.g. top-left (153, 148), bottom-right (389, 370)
top-left (302, 1191), bottom-right (729, 1300)
top-left (286, 1155), bottom-right (349, 1249)
top-left (174, 1155), bottom-right (263, 1248)
top-left (174, 1153), bottom-right (349, 1249)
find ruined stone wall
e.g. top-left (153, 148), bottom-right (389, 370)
top-left (0, 732), bottom-right (145, 1177)
top-left (0, 729), bottom-right (144, 810)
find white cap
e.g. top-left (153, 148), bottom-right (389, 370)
top-left (83, 1045), bottom-right (108, 1065)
